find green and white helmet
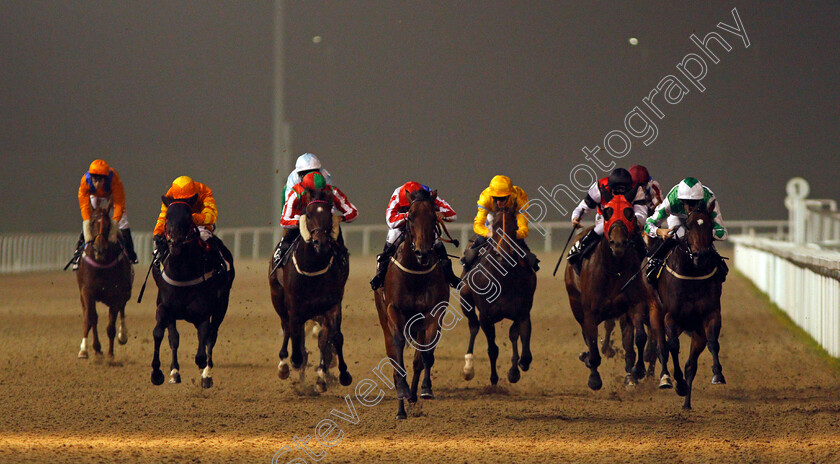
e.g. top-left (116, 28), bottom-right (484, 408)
top-left (677, 177), bottom-right (705, 200)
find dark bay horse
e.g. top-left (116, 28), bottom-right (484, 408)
top-left (459, 203), bottom-right (536, 385)
top-left (270, 187), bottom-right (352, 393)
top-left (76, 205), bottom-right (133, 359)
top-left (565, 194), bottom-right (667, 389)
top-left (151, 196), bottom-right (234, 388)
top-left (374, 189), bottom-right (448, 419)
top-left (658, 201), bottom-right (725, 409)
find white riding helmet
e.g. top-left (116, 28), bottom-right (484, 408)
top-left (677, 177), bottom-right (705, 200)
top-left (295, 153), bottom-right (322, 172)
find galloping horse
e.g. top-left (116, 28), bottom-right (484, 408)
top-left (459, 203), bottom-right (537, 385)
top-left (150, 196), bottom-right (234, 388)
top-left (374, 189), bottom-right (448, 419)
top-left (657, 200), bottom-right (725, 409)
top-left (76, 204), bottom-right (133, 359)
top-left (565, 192), bottom-right (667, 389)
top-left (270, 187), bottom-right (352, 393)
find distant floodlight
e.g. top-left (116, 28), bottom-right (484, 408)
top-left (313, 35), bottom-right (322, 44)
top-left (628, 37), bottom-right (638, 46)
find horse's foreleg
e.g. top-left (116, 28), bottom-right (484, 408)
top-left (277, 317), bottom-right (291, 379)
top-left (683, 331), bottom-right (707, 410)
top-left (195, 319), bottom-right (212, 388)
top-left (480, 318), bottom-right (499, 385)
top-left (389, 310), bottom-right (410, 401)
top-left (289, 319), bottom-right (307, 384)
top-left (79, 293), bottom-right (92, 359)
top-left (409, 349), bottom-right (422, 403)
top-left (601, 318), bottom-right (617, 358)
top-left (665, 313), bottom-right (687, 397)
top-left (419, 318), bottom-right (439, 399)
top-left (168, 321), bottom-right (181, 384)
top-left (106, 306), bottom-right (117, 359)
top-left (507, 322), bottom-right (521, 384)
top-left (580, 314), bottom-right (602, 390)
top-left (315, 313), bottom-right (335, 393)
top-left (150, 309), bottom-right (167, 385)
top-left (462, 293), bottom-right (479, 381)
top-left (649, 300), bottom-right (672, 389)
top-left (631, 307), bottom-right (648, 383)
top-left (329, 308), bottom-right (352, 387)
top-left (117, 307), bottom-right (128, 345)
top-left (705, 310), bottom-right (725, 385)
top-left (87, 299), bottom-right (102, 356)
top-left (619, 314), bottom-right (637, 385)
top-left (518, 316), bottom-right (533, 372)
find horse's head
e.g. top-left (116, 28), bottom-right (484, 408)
top-left (162, 194), bottom-right (199, 257)
top-left (490, 202), bottom-right (518, 252)
top-left (302, 187), bottom-right (335, 255)
top-left (89, 205), bottom-right (116, 261)
top-left (406, 188), bottom-right (437, 267)
top-left (684, 199), bottom-right (715, 268)
top-left (603, 194), bottom-right (637, 259)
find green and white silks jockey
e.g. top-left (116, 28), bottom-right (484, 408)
top-left (644, 177), bottom-right (729, 283)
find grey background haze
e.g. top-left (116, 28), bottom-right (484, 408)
top-left (1, 1), bottom-right (838, 233)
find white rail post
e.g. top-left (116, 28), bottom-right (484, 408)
top-left (786, 177), bottom-right (809, 245)
top-left (252, 230), bottom-right (260, 259)
top-left (362, 227), bottom-right (370, 256)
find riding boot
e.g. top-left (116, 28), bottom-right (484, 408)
top-left (645, 237), bottom-right (678, 285)
top-left (712, 244), bottom-right (729, 283)
top-left (460, 235), bottom-right (487, 273)
top-left (435, 241), bottom-right (460, 288)
top-left (567, 230), bottom-right (600, 274)
top-left (516, 238), bottom-right (540, 272)
top-left (71, 233), bottom-right (84, 271)
top-left (273, 229), bottom-right (300, 268)
top-left (121, 228), bottom-right (139, 264)
top-left (370, 242), bottom-right (398, 290)
top-left (334, 228), bottom-right (350, 267)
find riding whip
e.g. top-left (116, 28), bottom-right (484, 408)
top-left (619, 225), bottom-right (681, 292)
top-left (552, 225), bottom-right (580, 277)
top-left (137, 251), bottom-right (163, 303)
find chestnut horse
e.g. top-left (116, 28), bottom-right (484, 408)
top-left (76, 205), bottom-right (133, 359)
top-left (150, 197), bottom-right (234, 388)
top-left (270, 187), bottom-right (352, 393)
top-left (459, 203), bottom-right (537, 385)
top-left (658, 200), bottom-right (725, 409)
top-left (565, 194), bottom-right (667, 389)
top-left (374, 189), bottom-right (448, 419)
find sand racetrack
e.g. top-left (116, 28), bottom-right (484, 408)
top-left (1, 251), bottom-right (839, 463)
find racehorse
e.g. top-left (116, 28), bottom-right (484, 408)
top-left (269, 187), bottom-right (352, 393)
top-left (76, 204), bottom-right (133, 359)
top-left (459, 203), bottom-right (537, 385)
top-left (565, 192), bottom-right (667, 389)
top-left (150, 196), bottom-right (234, 388)
top-left (657, 200), bottom-right (725, 409)
top-left (374, 188), bottom-right (449, 419)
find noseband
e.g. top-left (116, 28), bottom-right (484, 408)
top-left (304, 200), bottom-right (334, 240)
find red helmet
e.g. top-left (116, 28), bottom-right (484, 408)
top-left (399, 181), bottom-right (425, 205)
top-left (629, 165), bottom-right (650, 187)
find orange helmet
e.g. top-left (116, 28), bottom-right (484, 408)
top-left (88, 159), bottom-right (110, 176)
top-left (169, 176), bottom-right (198, 199)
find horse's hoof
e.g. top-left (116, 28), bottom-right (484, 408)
top-left (682, 402), bottom-right (692, 411)
top-left (420, 387), bottom-right (434, 399)
top-left (508, 368), bottom-right (521, 384)
top-left (315, 380), bottom-right (327, 393)
top-left (490, 374), bottom-right (499, 386)
top-left (78, 350), bottom-right (88, 359)
top-left (579, 352), bottom-right (589, 362)
top-left (588, 372), bottom-right (602, 391)
top-left (339, 371), bottom-right (352, 386)
top-left (711, 373), bottom-right (726, 385)
top-left (632, 366), bottom-right (646, 381)
top-left (518, 358), bottom-right (531, 372)
top-left (277, 361), bottom-right (290, 380)
top-left (602, 347), bottom-right (616, 359)
top-left (676, 380), bottom-right (688, 397)
top-left (201, 376), bottom-right (214, 389)
top-left (151, 369), bottom-right (165, 386)
top-left (169, 369), bottom-right (181, 384)
top-left (462, 354), bottom-right (475, 381)
top-left (462, 369), bottom-right (475, 381)
top-left (396, 412), bottom-right (407, 420)
top-left (659, 374), bottom-right (673, 389)
top-left (396, 383), bottom-right (411, 400)
top-left (624, 374), bottom-right (637, 386)
top-left (117, 330), bottom-right (128, 345)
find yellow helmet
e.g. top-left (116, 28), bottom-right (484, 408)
top-left (169, 176), bottom-right (198, 199)
top-left (88, 159), bottom-right (110, 176)
top-left (487, 175), bottom-right (513, 197)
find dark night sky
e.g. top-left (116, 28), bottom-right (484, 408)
top-left (1, 1), bottom-right (838, 233)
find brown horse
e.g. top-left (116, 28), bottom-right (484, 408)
top-left (270, 187), bottom-right (352, 393)
top-left (459, 203), bottom-right (537, 385)
top-left (565, 195), bottom-right (667, 389)
top-left (658, 201), bottom-right (725, 409)
top-left (374, 188), bottom-right (448, 419)
top-left (76, 205), bottom-right (133, 359)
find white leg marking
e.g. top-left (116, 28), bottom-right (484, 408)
top-left (78, 338), bottom-right (88, 358)
top-left (202, 366), bottom-right (212, 378)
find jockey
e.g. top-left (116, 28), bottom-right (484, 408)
top-left (283, 153), bottom-right (332, 209)
top-left (274, 172), bottom-right (357, 266)
top-left (629, 165), bottom-right (663, 216)
top-left (461, 175), bottom-right (540, 273)
top-left (566, 168), bottom-right (648, 273)
top-left (644, 177), bottom-right (729, 283)
top-left (153, 176), bottom-right (219, 256)
top-left (369, 181), bottom-right (459, 290)
top-left (72, 159), bottom-right (137, 269)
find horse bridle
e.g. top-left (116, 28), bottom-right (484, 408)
top-left (303, 199), bottom-right (334, 242)
top-left (164, 201), bottom-right (200, 245)
top-left (678, 209), bottom-right (711, 262)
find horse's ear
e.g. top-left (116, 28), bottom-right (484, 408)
top-left (186, 194), bottom-right (199, 206)
top-left (162, 196), bottom-right (173, 207)
top-left (430, 189), bottom-right (438, 203)
top-left (603, 206), bottom-right (614, 221)
top-left (599, 184), bottom-right (613, 203)
top-left (707, 199), bottom-right (715, 213)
